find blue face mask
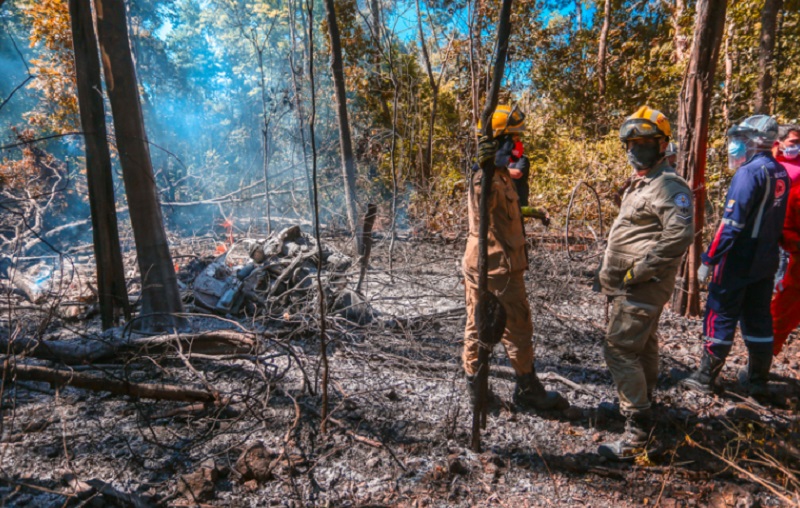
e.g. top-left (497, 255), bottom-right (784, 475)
top-left (728, 138), bottom-right (747, 170)
top-left (782, 144), bottom-right (800, 160)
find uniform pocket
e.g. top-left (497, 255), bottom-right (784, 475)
top-left (630, 198), bottom-right (652, 225)
top-left (599, 255), bottom-right (634, 293)
top-left (607, 299), bottom-right (660, 351)
top-left (505, 188), bottom-right (521, 221)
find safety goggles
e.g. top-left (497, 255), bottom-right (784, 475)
top-left (506, 104), bottom-right (526, 129)
top-left (619, 119), bottom-right (665, 141)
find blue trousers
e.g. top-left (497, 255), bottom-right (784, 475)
top-left (702, 276), bottom-right (774, 359)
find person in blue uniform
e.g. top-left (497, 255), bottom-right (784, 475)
top-left (683, 115), bottom-right (790, 397)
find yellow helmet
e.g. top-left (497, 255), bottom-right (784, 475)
top-left (478, 104), bottom-right (526, 138)
top-left (619, 106), bottom-right (671, 142)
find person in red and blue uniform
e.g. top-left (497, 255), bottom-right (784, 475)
top-left (683, 115), bottom-right (790, 397)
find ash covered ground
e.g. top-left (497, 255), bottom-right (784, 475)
top-left (1, 227), bottom-right (799, 507)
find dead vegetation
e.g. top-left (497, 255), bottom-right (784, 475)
top-left (1, 219), bottom-right (800, 506)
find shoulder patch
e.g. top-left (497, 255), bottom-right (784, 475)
top-left (776, 179), bottom-right (787, 199)
top-left (673, 193), bottom-right (691, 208)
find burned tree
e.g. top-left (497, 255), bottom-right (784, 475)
top-left (68, 0), bottom-right (130, 329)
top-left (323, 0), bottom-right (360, 248)
top-left (671, 0), bottom-right (728, 316)
top-left (94, 0), bottom-right (186, 331)
top-left (754, 0), bottom-right (783, 114)
top-left (597, 0), bottom-right (611, 98)
top-left (472, 0), bottom-right (514, 453)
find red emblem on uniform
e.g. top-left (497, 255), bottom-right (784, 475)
top-left (776, 179), bottom-right (786, 199)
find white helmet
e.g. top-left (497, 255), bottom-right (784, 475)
top-left (727, 115), bottom-right (778, 170)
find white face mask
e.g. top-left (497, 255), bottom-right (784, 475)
top-left (782, 144), bottom-right (800, 160)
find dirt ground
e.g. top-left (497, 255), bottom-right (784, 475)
top-left (1, 227), bottom-right (799, 507)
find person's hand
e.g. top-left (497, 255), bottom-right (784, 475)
top-left (477, 136), bottom-right (498, 167)
top-left (623, 267), bottom-right (636, 286)
top-left (508, 168), bottom-right (523, 179)
top-left (697, 263), bottom-right (711, 283)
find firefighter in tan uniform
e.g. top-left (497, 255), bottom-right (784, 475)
top-left (596, 107), bottom-right (694, 460)
top-left (463, 105), bottom-right (569, 411)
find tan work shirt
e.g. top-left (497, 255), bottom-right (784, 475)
top-left (463, 167), bottom-right (527, 276)
top-left (599, 161), bottom-right (694, 301)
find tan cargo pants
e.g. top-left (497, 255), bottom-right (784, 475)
top-left (463, 271), bottom-right (534, 376)
top-left (604, 295), bottom-right (662, 417)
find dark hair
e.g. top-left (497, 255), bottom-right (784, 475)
top-left (778, 124), bottom-right (800, 141)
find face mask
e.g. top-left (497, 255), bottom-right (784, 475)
top-left (728, 138), bottom-right (747, 170)
top-left (782, 144), bottom-right (800, 160)
top-left (627, 143), bottom-right (661, 170)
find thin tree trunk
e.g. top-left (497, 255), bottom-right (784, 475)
top-left (576, 0), bottom-right (582, 29)
top-left (306, 0), bottom-right (328, 433)
top-left (69, 0), bottom-right (130, 330)
top-left (673, 0), bottom-right (687, 63)
top-left (723, 19), bottom-right (734, 126)
top-left (468, 0), bottom-right (480, 125)
top-left (671, 0), bottom-right (728, 317)
top-left (473, 0), bottom-right (514, 454)
top-left (257, 48), bottom-right (273, 235)
top-left (323, 0), bottom-right (360, 249)
top-left (597, 0), bottom-right (611, 98)
top-left (416, 0), bottom-right (436, 185)
top-left (94, 0), bottom-right (186, 332)
top-left (288, 0), bottom-right (315, 230)
top-left (754, 0), bottom-right (783, 114)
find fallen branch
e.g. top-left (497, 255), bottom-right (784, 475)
top-left (6, 362), bottom-right (220, 403)
top-left (685, 435), bottom-right (799, 505)
top-left (64, 474), bottom-right (152, 508)
top-left (1, 331), bottom-right (259, 365)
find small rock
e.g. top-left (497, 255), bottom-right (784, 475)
top-left (447, 454), bottom-right (469, 476)
top-left (591, 432), bottom-right (602, 443)
top-left (178, 466), bottom-right (217, 502)
top-left (243, 479), bottom-right (259, 492)
top-left (235, 442), bottom-right (278, 483)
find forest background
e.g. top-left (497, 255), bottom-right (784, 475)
top-left (1, 0), bottom-right (800, 251)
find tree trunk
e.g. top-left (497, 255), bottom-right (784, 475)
top-left (754, 0), bottom-right (783, 114)
top-left (576, 0), bottom-right (582, 29)
top-left (673, 0), bottom-right (687, 63)
top-left (723, 18), bottom-right (734, 126)
top-left (288, 0), bottom-right (315, 230)
top-left (671, 0), bottom-right (728, 317)
top-left (257, 48), bottom-right (273, 235)
top-left (473, 0), bottom-right (514, 454)
top-left (94, 0), bottom-right (187, 332)
top-left (69, 0), bottom-right (130, 330)
top-left (416, 0), bottom-right (436, 185)
top-left (597, 0), bottom-right (611, 98)
top-left (323, 0), bottom-right (360, 249)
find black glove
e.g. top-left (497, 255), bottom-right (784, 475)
top-left (540, 213), bottom-right (551, 228)
top-left (477, 136), bottom-right (498, 167)
top-left (494, 135), bottom-right (516, 168)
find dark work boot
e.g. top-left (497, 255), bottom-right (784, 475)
top-left (513, 367), bottom-right (569, 411)
top-left (738, 351), bottom-right (773, 397)
top-left (681, 350), bottom-right (725, 393)
top-left (597, 411), bottom-right (653, 461)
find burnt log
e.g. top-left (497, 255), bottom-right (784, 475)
top-left (6, 363), bottom-right (219, 403)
